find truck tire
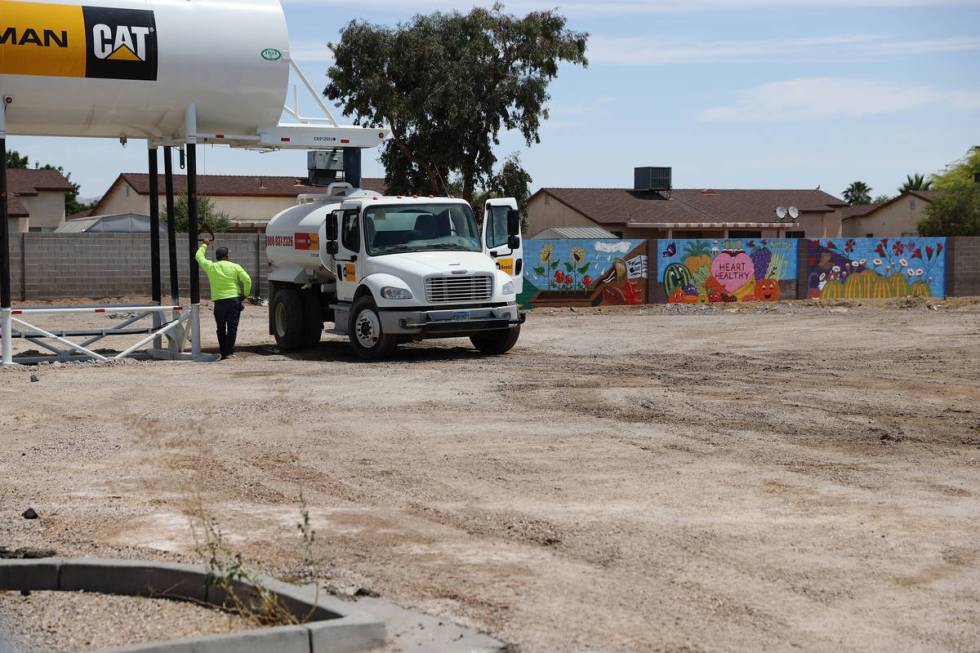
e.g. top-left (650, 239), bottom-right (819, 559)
top-left (470, 325), bottom-right (521, 355)
top-left (271, 287), bottom-right (306, 350)
top-left (301, 289), bottom-right (324, 348)
top-left (349, 296), bottom-right (398, 360)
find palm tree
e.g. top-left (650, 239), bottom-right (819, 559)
top-left (899, 173), bottom-right (932, 192)
top-left (842, 181), bottom-right (872, 205)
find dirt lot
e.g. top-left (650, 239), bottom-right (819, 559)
top-left (2, 298), bottom-right (980, 652)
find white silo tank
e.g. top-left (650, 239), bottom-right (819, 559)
top-left (0, 0), bottom-right (291, 139)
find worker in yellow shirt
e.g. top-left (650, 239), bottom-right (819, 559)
top-left (196, 238), bottom-right (252, 360)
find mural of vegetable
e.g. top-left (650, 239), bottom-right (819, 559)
top-left (911, 281), bottom-right (931, 297)
top-left (821, 279), bottom-right (844, 299)
top-left (683, 241), bottom-right (712, 274)
top-left (888, 272), bottom-right (911, 297)
top-left (663, 263), bottom-right (695, 296)
top-left (843, 269), bottom-right (876, 298)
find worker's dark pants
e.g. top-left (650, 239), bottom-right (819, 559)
top-left (213, 298), bottom-right (243, 358)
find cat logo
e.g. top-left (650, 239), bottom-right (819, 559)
top-left (0, 1), bottom-right (157, 80)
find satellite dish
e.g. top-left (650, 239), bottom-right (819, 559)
top-left (788, 206), bottom-right (800, 220)
top-left (775, 206), bottom-right (788, 220)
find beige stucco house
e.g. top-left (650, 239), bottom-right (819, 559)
top-left (527, 183), bottom-right (847, 240)
top-left (841, 191), bottom-right (934, 238)
top-left (7, 168), bottom-right (73, 233)
top-left (89, 173), bottom-right (387, 232)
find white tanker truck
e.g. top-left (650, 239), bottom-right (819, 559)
top-left (265, 179), bottom-right (526, 360)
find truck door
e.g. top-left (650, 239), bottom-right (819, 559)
top-left (483, 198), bottom-right (524, 295)
top-left (335, 208), bottom-right (361, 302)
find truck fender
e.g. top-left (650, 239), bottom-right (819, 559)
top-left (269, 267), bottom-right (313, 285)
top-left (494, 269), bottom-right (517, 299)
top-left (359, 273), bottom-right (415, 307)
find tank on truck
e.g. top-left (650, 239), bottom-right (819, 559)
top-left (0, 0), bottom-right (388, 366)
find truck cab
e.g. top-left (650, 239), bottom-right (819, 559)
top-left (266, 187), bottom-right (524, 360)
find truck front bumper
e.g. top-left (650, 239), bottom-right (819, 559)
top-left (379, 304), bottom-right (525, 336)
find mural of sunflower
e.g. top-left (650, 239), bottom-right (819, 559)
top-left (540, 244), bottom-right (554, 265)
top-left (571, 247), bottom-right (586, 265)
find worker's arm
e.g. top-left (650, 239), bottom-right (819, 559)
top-left (195, 243), bottom-right (216, 273)
top-left (237, 265), bottom-right (253, 298)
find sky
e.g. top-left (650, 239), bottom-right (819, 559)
top-left (8, 0), bottom-right (980, 203)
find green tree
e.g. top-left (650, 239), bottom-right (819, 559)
top-left (842, 181), bottom-right (872, 205)
top-left (871, 194), bottom-right (892, 204)
top-left (918, 148), bottom-right (980, 236)
top-left (324, 3), bottom-right (587, 202)
top-left (900, 173), bottom-right (932, 192)
top-left (5, 150), bottom-right (29, 169)
top-left (164, 194), bottom-right (232, 233)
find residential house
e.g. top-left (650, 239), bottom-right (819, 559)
top-left (527, 168), bottom-right (848, 240)
top-left (841, 191), bottom-right (934, 238)
top-left (89, 173), bottom-right (387, 232)
top-left (6, 168), bottom-right (74, 233)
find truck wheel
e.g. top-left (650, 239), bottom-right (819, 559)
top-left (301, 289), bottom-right (323, 348)
top-left (470, 325), bottom-right (521, 355)
top-left (349, 296), bottom-right (398, 360)
top-left (272, 288), bottom-right (306, 350)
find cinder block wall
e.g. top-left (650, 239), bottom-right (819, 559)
top-left (9, 233), bottom-right (23, 302)
top-left (949, 237), bottom-right (980, 297)
top-left (17, 233), bottom-right (267, 301)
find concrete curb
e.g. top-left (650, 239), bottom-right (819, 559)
top-left (0, 558), bottom-right (385, 653)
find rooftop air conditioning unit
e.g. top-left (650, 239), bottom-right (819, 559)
top-left (634, 167), bottom-right (672, 192)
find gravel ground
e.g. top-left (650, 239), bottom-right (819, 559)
top-left (2, 297), bottom-right (980, 652)
top-left (0, 591), bottom-right (253, 652)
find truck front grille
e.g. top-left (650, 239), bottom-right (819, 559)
top-left (425, 275), bottom-right (493, 304)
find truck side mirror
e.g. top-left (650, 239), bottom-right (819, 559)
top-left (506, 209), bottom-right (521, 236)
top-left (326, 214), bottom-right (339, 241)
top-left (507, 235), bottom-right (520, 251)
top-left (326, 241), bottom-right (339, 255)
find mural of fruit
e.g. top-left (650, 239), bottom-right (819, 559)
top-left (843, 269), bottom-right (877, 298)
top-left (683, 241), bottom-right (712, 274)
top-left (668, 287), bottom-right (698, 304)
top-left (732, 277), bottom-right (756, 301)
top-left (755, 278), bottom-right (780, 301)
top-left (706, 275), bottom-right (724, 293)
top-left (710, 251), bottom-right (755, 294)
top-left (911, 280), bottom-right (932, 297)
top-left (821, 279), bottom-right (844, 299)
top-left (888, 272), bottom-right (911, 297)
top-left (663, 263), bottom-right (695, 296)
top-left (749, 245), bottom-right (772, 280)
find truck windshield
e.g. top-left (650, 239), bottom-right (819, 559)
top-left (363, 204), bottom-right (481, 256)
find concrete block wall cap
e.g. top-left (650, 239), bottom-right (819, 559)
top-left (0, 558), bottom-right (61, 591)
top-left (97, 624), bottom-right (312, 653)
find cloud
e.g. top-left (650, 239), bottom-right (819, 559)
top-left (697, 77), bottom-right (978, 122)
top-left (289, 40), bottom-right (335, 62)
top-left (280, 0), bottom-right (977, 14)
top-left (588, 34), bottom-right (980, 65)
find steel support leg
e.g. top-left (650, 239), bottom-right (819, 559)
top-left (186, 105), bottom-right (202, 360)
top-left (164, 146), bottom-right (179, 305)
top-left (149, 145), bottom-right (162, 349)
top-left (1, 309), bottom-right (11, 366)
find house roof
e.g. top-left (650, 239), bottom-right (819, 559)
top-left (57, 212), bottom-right (163, 233)
top-left (840, 190), bottom-right (936, 222)
top-left (5, 168), bottom-right (73, 219)
top-left (112, 173), bottom-right (387, 198)
top-left (531, 187), bottom-right (846, 228)
top-left (532, 226), bottom-right (618, 239)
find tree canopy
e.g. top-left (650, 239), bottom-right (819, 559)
top-left (164, 194), bottom-right (232, 233)
top-left (900, 173), bottom-right (931, 192)
top-left (5, 150), bottom-right (29, 169)
top-left (918, 149), bottom-right (980, 236)
top-left (324, 3), bottom-right (587, 203)
top-left (842, 181), bottom-right (872, 205)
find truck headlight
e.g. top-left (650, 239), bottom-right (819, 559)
top-left (381, 287), bottom-right (413, 300)
top-left (502, 280), bottom-right (515, 295)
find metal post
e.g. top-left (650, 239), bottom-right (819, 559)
top-left (186, 104), bottom-right (202, 359)
top-left (164, 146), bottom-right (179, 304)
top-left (1, 104), bottom-right (12, 365)
top-left (343, 147), bottom-right (362, 189)
top-left (148, 145), bottom-right (162, 348)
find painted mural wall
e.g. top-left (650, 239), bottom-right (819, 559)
top-left (519, 239), bottom-right (649, 308)
top-left (806, 237), bottom-right (946, 299)
top-left (657, 238), bottom-right (799, 303)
